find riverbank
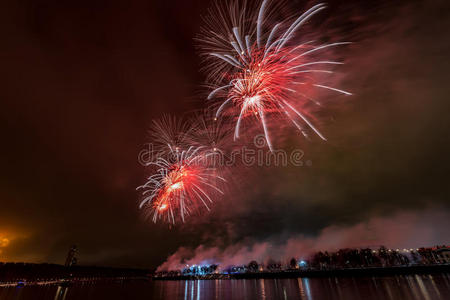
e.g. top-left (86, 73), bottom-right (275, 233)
top-left (0, 277), bottom-right (150, 287)
top-left (153, 264), bottom-right (450, 280)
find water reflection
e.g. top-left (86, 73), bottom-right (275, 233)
top-left (297, 278), bottom-right (312, 300)
top-left (54, 286), bottom-right (68, 300)
top-left (0, 274), bottom-right (449, 299)
top-left (260, 278), bottom-right (266, 300)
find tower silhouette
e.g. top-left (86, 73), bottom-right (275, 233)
top-left (64, 245), bottom-right (78, 267)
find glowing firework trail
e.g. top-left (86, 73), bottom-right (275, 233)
top-left (187, 110), bottom-right (235, 154)
top-left (201, 0), bottom-right (352, 150)
top-left (137, 118), bottom-right (226, 224)
top-left (148, 114), bottom-right (192, 156)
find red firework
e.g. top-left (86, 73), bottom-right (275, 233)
top-left (137, 117), bottom-right (226, 224)
top-left (200, 0), bottom-right (352, 150)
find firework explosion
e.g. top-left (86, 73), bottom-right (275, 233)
top-left (137, 117), bottom-right (226, 224)
top-left (187, 111), bottom-right (226, 152)
top-left (200, 0), bottom-right (352, 150)
top-left (138, 0), bottom-right (352, 224)
top-left (147, 115), bottom-right (191, 157)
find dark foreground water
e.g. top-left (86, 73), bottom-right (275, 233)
top-left (1, 274), bottom-right (449, 300)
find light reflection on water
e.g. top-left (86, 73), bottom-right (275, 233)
top-left (0, 274), bottom-right (449, 300)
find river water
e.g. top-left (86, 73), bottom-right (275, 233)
top-left (1, 274), bottom-right (449, 300)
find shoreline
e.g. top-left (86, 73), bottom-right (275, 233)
top-left (153, 264), bottom-right (450, 280)
top-left (0, 277), bottom-right (150, 287)
top-left (1, 264), bottom-right (448, 285)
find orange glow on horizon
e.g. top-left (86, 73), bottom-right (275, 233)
top-left (0, 238), bottom-right (10, 247)
top-left (0, 235), bottom-right (11, 258)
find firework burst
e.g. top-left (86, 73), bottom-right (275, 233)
top-left (200, 0), bottom-right (352, 150)
top-left (148, 114), bottom-right (191, 156)
top-left (137, 117), bottom-right (226, 224)
top-left (187, 110), bottom-right (235, 153)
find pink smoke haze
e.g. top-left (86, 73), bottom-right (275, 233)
top-left (157, 208), bottom-right (449, 271)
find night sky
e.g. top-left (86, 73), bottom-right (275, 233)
top-left (1, 0), bottom-right (449, 269)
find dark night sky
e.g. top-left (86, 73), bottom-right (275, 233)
top-left (0, 0), bottom-right (449, 268)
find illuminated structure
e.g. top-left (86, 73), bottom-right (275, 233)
top-left (64, 245), bottom-right (78, 267)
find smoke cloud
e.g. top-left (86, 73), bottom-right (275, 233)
top-left (158, 208), bottom-right (449, 271)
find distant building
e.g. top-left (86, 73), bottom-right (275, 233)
top-left (434, 246), bottom-right (450, 264)
top-left (65, 245), bottom-right (78, 267)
